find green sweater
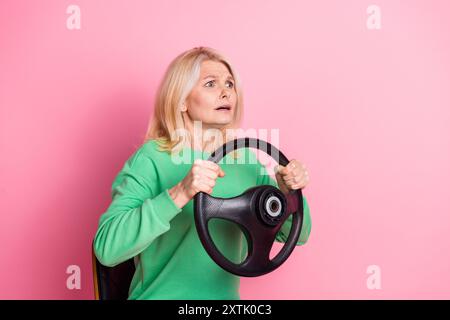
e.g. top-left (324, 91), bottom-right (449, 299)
top-left (94, 139), bottom-right (312, 300)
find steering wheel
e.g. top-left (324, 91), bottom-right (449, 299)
top-left (194, 138), bottom-right (304, 277)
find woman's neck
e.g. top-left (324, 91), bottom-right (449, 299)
top-left (183, 114), bottom-right (234, 153)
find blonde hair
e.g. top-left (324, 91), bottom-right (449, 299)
top-left (142, 47), bottom-right (244, 156)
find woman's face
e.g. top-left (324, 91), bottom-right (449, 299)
top-left (184, 60), bottom-right (237, 130)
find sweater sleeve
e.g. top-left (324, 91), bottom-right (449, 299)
top-left (93, 148), bottom-right (182, 267)
top-left (255, 158), bottom-right (312, 246)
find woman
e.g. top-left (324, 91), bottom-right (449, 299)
top-left (94, 47), bottom-right (312, 299)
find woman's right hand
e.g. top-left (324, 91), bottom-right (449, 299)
top-left (168, 159), bottom-right (225, 209)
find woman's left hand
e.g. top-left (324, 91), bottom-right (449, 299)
top-left (275, 159), bottom-right (310, 194)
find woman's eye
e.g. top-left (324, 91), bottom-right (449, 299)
top-left (204, 80), bottom-right (234, 88)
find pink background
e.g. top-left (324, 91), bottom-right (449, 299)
top-left (1, 0), bottom-right (450, 299)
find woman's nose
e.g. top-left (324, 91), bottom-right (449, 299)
top-left (221, 88), bottom-right (231, 99)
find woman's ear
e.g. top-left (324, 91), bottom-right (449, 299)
top-left (181, 103), bottom-right (187, 112)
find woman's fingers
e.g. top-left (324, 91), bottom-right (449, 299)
top-left (276, 159), bottom-right (310, 190)
top-left (191, 159), bottom-right (225, 194)
top-left (194, 159), bottom-right (225, 177)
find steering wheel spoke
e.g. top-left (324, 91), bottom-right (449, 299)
top-left (200, 192), bottom-right (253, 225)
top-left (243, 224), bottom-right (278, 273)
top-left (285, 190), bottom-right (301, 215)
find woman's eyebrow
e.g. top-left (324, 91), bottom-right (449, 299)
top-left (203, 75), bottom-right (234, 81)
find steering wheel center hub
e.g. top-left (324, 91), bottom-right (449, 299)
top-left (257, 186), bottom-right (286, 226)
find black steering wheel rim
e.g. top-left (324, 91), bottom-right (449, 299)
top-left (194, 137), bottom-right (304, 277)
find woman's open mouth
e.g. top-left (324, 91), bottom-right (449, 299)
top-left (215, 104), bottom-right (232, 112)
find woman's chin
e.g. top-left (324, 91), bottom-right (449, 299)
top-left (207, 114), bottom-right (233, 126)
top-left (205, 120), bottom-right (233, 130)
